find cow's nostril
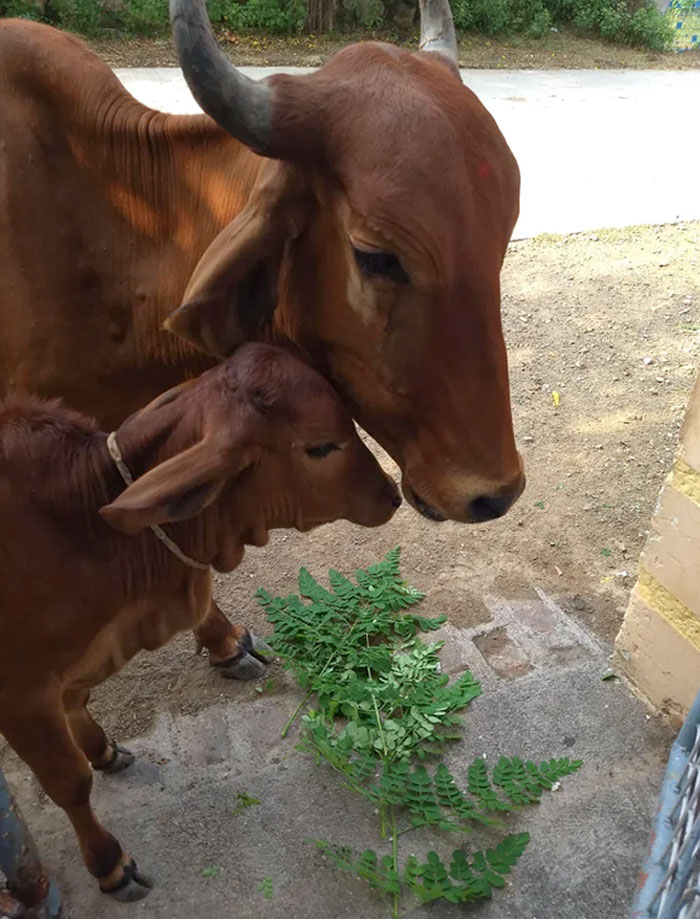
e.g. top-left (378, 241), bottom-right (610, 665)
top-left (391, 493), bottom-right (403, 509)
top-left (469, 493), bottom-right (515, 523)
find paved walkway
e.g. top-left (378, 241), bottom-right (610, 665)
top-left (1, 583), bottom-right (673, 919)
top-left (115, 67), bottom-right (700, 239)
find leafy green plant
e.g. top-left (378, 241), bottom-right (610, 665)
top-left (471, 0), bottom-right (510, 33)
top-left (449, 0), bottom-right (477, 28)
top-left (510, 0), bottom-right (551, 35)
top-left (259, 876), bottom-right (275, 898)
top-left (447, 0), bottom-right (670, 45)
top-left (231, 791), bottom-right (262, 816)
top-left (568, 0), bottom-right (671, 47)
top-left (215, 0), bottom-right (307, 32)
top-left (0, 0), bottom-right (44, 21)
top-left (51, 0), bottom-right (102, 35)
top-left (625, 4), bottom-right (673, 50)
top-left (258, 548), bottom-right (582, 918)
top-left (117, 0), bottom-right (168, 36)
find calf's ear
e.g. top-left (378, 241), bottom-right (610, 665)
top-left (99, 437), bottom-right (252, 536)
top-left (164, 163), bottom-right (311, 359)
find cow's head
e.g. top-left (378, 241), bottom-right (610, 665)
top-left (165, 0), bottom-right (524, 524)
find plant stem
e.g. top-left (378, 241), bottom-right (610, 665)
top-left (365, 633), bottom-right (392, 843)
top-left (390, 804), bottom-right (400, 919)
top-left (281, 690), bottom-right (313, 738)
top-left (366, 634), bottom-right (388, 757)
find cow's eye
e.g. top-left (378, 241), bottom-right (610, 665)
top-left (305, 442), bottom-right (340, 458)
top-left (353, 247), bottom-right (410, 285)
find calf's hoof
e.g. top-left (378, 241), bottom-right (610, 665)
top-left (0, 889), bottom-right (23, 919)
top-left (101, 860), bottom-right (153, 902)
top-left (211, 631), bottom-right (274, 681)
top-left (94, 743), bottom-right (135, 775)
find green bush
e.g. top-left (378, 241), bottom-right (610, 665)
top-left (51, 0), bottom-right (102, 34)
top-left (569, 0), bottom-right (671, 47)
top-left (446, 0), bottom-right (671, 46)
top-left (206, 0), bottom-right (234, 21)
top-left (626, 4), bottom-right (673, 49)
top-left (450, 0), bottom-right (550, 36)
top-left (471, 0), bottom-right (509, 33)
top-left (221, 0), bottom-right (307, 31)
top-left (104, 0), bottom-right (307, 34)
top-left (510, 0), bottom-right (551, 35)
top-left (544, 0), bottom-right (576, 19)
top-left (450, 0), bottom-right (476, 29)
top-left (0, 0), bottom-right (673, 50)
top-left (0, 0), bottom-right (44, 20)
top-left (116, 0), bottom-right (167, 35)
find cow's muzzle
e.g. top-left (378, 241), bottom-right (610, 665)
top-left (408, 488), bottom-right (448, 523)
top-left (404, 469), bottom-right (525, 524)
top-left (468, 487), bottom-right (522, 523)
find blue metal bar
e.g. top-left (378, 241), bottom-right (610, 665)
top-left (631, 689), bottom-right (700, 919)
top-left (0, 767), bottom-right (62, 919)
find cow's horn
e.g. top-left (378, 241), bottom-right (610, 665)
top-left (418, 0), bottom-right (458, 65)
top-left (170, 0), bottom-right (274, 156)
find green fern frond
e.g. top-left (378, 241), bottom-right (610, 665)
top-left (260, 549), bottom-right (581, 917)
top-left (312, 841), bottom-right (401, 894)
top-left (468, 759), bottom-right (517, 813)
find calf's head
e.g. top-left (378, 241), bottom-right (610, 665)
top-left (165, 0), bottom-right (525, 525)
top-left (99, 343), bottom-right (400, 563)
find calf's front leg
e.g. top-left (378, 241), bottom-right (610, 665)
top-left (194, 598), bottom-right (274, 680)
top-left (65, 689), bottom-right (134, 775)
top-left (0, 699), bottom-right (151, 901)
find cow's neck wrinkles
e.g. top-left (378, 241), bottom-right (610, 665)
top-left (72, 88), bottom-right (264, 368)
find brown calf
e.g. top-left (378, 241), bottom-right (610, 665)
top-left (0, 342), bottom-right (399, 901)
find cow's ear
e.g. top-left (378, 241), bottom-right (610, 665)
top-left (164, 165), bottom-right (311, 360)
top-left (99, 436), bottom-right (252, 536)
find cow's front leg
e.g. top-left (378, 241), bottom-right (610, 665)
top-left (65, 689), bottom-right (134, 775)
top-left (194, 599), bottom-right (274, 680)
top-left (0, 697), bottom-right (152, 901)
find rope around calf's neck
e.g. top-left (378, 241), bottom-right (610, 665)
top-left (106, 431), bottom-right (210, 571)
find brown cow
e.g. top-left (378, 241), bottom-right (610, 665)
top-left (0, 342), bottom-right (400, 901)
top-left (0, 0), bottom-right (523, 676)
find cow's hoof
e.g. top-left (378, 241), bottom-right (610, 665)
top-left (94, 743), bottom-right (135, 775)
top-left (217, 652), bottom-right (266, 681)
top-left (101, 861), bottom-right (153, 902)
top-left (211, 631), bottom-right (275, 681)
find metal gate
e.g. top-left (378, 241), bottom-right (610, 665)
top-left (631, 688), bottom-right (700, 919)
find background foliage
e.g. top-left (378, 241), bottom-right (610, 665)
top-left (0, 0), bottom-right (674, 49)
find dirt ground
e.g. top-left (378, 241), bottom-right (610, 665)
top-left (53, 221), bottom-right (694, 745)
top-left (88, 27), bottom-right (700, 70)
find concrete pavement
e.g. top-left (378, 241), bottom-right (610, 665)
top-left (0, 583), bottom-right (673, 919)
top-left (115, 67), bottom-right (700, 239)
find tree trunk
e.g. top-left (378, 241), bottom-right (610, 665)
top-left (305, 0), bottom-right (337, 31)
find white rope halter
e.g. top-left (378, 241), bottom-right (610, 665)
top-left (106, 432), bottom-right (210, 571)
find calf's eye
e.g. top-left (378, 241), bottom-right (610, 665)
top-left (353, 247), bottom-right (410, 285)
top-left (306, 443), bottom-right (340, 458)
